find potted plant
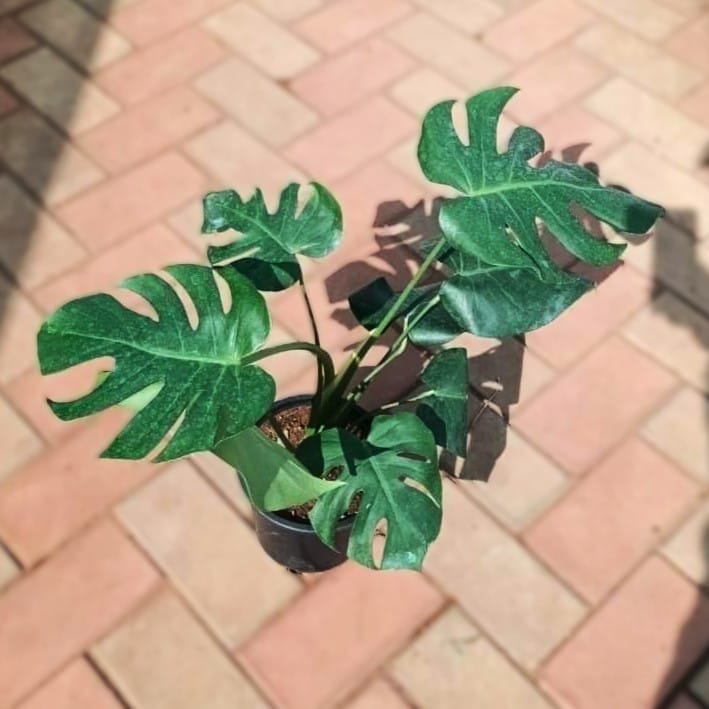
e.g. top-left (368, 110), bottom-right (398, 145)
top-left (36, 87), bottom-right (662, 573)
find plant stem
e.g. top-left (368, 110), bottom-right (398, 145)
top-left (299, 275), bottom-right (321, 349)
top-left (244, 342), bottom-right (335, 385)
top-left (299, 274), bottom-right (324, 420)
top-left (315, 237), bottom-right (448, 426)
top-left (331, 294), bottom-right (441, 424)
top-left (353, 295), bottom-right (440, 401)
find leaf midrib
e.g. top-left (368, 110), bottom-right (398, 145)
top-left (424, 389), bottom-right (466, 401)
top-left (459, 178), bottom-right (602, 199)
top-left (225, 203), bottom-right (294, 254)
top-left (53, 327), bottom-right (243, 367)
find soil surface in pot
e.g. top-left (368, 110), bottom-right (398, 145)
top-left (259, 403), bottom-right (361, 522)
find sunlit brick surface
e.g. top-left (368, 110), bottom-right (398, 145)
top-left (1, 0), bottom-right (708, 706)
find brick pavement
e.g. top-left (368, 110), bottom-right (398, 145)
top-left (0, 0), bottom-right (707, 707)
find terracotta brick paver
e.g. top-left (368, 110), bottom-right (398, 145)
top-left (19, 0), bottom-right (131, 71)
top-left (0, 175), bottom-right (86, 288)
top-left (77, 85), bottom-right (221, 173)
top-left (0, 521), bottom-right (159, 707)
top-left (116, 461), bottom-right (301, 647)
top-left (16, 659), bottom-right (124, 709)
top-left (0, 109), bottom-right (105, 205)
top-left (1, 47), bottom-right (119, 133)
top-left (0, 545), bottom-right (18, 590)
top-left (295, 0), bottom-right (413, 53)
top-left (343, 679), bottom-right (410, 709)
top-left (92, 590), bottom-right (269, 709)
top-left (514, 336), bottom-right (677, 475)
top-left (0, 0), bottom-right (708, 706)
top-left (285, 96), bottom-right (416, 181)
top-left (525, 437), bottom-right (698, 603)
top-left (390, 606), bottom-right (553, 708)
top-left (56, 152), bottom-right (206, 250)
top-left (483, 0), bottom-right (593, 63)
top-left (663, 498), bottom-right (709, 587)
top-left (541, 557), bottom-right (709, 709)
top-left (239, 563), bottom-right (444, 709)
top-left (0, 17), bottom-right (35, 64)
top-left (95, 27), bottom-right (226, 105)
top-left (0, 412), bottom-right (158, 565)
top-left (202, 3), bottom-right (320, 79)
top-left (425, 481), bottom-right (587, 670)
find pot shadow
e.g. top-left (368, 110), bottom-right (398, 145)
top-left (0, 1), bottom-right (115, 351)
top-left (649, 206), bottom-right (709, 707)
top-left (325, 143), bottom-right (623, 483)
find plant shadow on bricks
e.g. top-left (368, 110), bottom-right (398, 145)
top-left (651, 202), bottom-right (709, 706)
top-left (325, 144), bottom-right (622, 483)
top-left (0, 2), bottom-right (115, 336)
top-left (325, 144), bottom-right (709, 704)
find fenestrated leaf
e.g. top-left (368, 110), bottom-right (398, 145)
top-left (298, 413), bottom-right (441, 570)
top-left (415, 349), bottom-right (469, 456)
top-left (202, 183), bottom-right (342, 290)
top-left (418, 87), bottom-right (663, 270)
top-left (95, 371), bottom-right (162, 413)
top-left (37, 265), bottom-right (276, 461)
top-left (439, 249), bottom-right (593, 338)
top-left (214, 427), bottom-right (344, 512)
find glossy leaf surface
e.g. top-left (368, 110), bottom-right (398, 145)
top-left (418, 87), bottom-right (663, 270)
top-left (439, 248), bottom-right (593, 338)
top-left (203, 183), bottom-right (342, 290)
top-left (214, 427), bottom-right (344, 512)
top-left (299, 413), bottom-right (441, 570)
top-left (37, 265), bottom-right (275, 461)
top-left (348, 278), bottom-right (462, 346)
top-left (416, 348), bottom-right (469, 456)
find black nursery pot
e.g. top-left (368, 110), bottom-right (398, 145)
top-left (245, 395), bottom-right (359, 574)
top-left (250, 504), bottom-right (354, 574)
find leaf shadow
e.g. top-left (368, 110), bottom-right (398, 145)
top-left (345, 143), bottom-right (629, 482)
top-left (0, 1), bottom-right (119, 568)
top-left (648, 204), bottom-right (709, 707)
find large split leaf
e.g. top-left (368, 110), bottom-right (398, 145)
top-left (214, 427), bottom-right (344, 512)
top-left (37, 265), bottom-right (276, 461)
top-left (418, 87), bottom-right (663, 271)
top-left (415, 348), bottom-right (469, 456)
top-left (202, 183), bottom-right (343, 290)
top-left (298, 413), bottom-right (441, 570)
top-left (439, 248), bottom-right (593, 338)
top-left (348, 88), bottom-right (662, 343)
top-left (348, 251), bottom-right (593, 342)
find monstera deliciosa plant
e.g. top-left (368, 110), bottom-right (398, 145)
top-left (37, 88), bottom-right (662, 572)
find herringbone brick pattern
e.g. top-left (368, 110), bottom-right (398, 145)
top-left (0, 0), bottom-right (707, 707)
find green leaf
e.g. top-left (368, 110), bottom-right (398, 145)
top-left (439, 250), bottom-right (593, 338)
top-left (404, 294), bottom-right (463, 346)
top-left (349, 278), bottom-right (462, 346)
top-left (202, 183), bottom-right (343, 290)
top-left (214, 427), bottom-right (344, 512)
top-left (37, 265), bottom-right (276, 461)
top-left (418, 87), bottom-right (663, 270)
top-left (416, 349), bottom-right (469, 456)
top-left (95, 371), bottom-right (162, 412)
top-left (299, 413), bottom-right (441, 570)
top-left (348, 277), bottom-right (430, 328)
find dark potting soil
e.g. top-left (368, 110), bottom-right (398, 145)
top-left (259, 403), bottom-right (361, 522)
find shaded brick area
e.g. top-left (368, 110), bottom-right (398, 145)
top-left (0, 0), bottom-right (707, 707)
